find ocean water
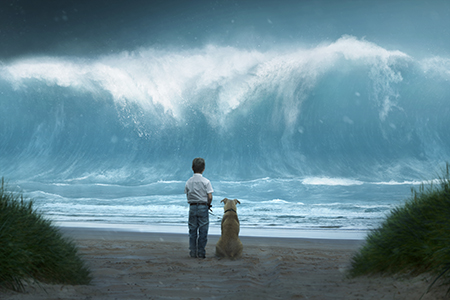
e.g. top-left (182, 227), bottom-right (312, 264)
top-left (16, 178), bottom-right (421, 234)
top-left (1, 0), bottom-right (450, 237)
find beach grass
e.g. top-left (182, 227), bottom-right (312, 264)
top-left (0, 178), bottom-right (91, 291)
top-left (348, 163), bottom-right (450, 288)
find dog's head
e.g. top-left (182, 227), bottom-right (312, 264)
top-left (221, 198), bottom-right (240, 212)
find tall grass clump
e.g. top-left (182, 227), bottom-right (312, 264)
top-left (0, 178), bottom-right (91, 291)
top-left (349, 163), bottom-right (450, 281)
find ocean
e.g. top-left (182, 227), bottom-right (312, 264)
top-left (1, 0), bottom-right (450, 238)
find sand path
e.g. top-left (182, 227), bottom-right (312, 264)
top-left (1, 228), bottom-right (447, 299)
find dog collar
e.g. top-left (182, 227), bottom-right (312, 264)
top-left (224, 208), bottom-right (236, 214)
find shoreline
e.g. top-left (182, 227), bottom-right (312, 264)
top-left (56, 222), bottom-right (368, 240)
top-left (60, 226), bottom-right (365, 252)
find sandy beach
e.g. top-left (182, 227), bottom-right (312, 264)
top-left (1, 227), bottom-right (448, 300)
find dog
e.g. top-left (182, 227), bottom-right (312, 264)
top-left (215, 198), bottom-right (243, 259)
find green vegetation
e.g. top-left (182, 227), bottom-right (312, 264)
top-left (0, 178), bottom-right (91, 291)
top-left (349, 164), bottom-right (450, 286)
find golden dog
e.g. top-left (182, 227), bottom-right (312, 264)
top-left (215, 198), bottom-right (243, 259)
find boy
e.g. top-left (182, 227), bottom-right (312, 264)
top-left (184, 157), bottom-right (213, 258)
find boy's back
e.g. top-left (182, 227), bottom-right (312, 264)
top-left (185, 157), bottom-right (213, 258)
top-left (185, 173), bottom-right (213, 204)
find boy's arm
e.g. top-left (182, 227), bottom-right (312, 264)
top-left (207, 193), bottom-right (212, 205)
top-left (184, 184), bottom-right (189, 200)
top-left (207, 193), bottom-right (213, 211)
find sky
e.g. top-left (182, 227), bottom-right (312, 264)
top-left (1, 0), bottom-right (450, 60)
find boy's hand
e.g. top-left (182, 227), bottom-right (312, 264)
top-left (208, 204), bottom-right (213, 212)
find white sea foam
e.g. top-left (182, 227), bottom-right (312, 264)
top-left (1, 36), bottom-right (411, 129)
top-left (264, 199), bottom-right (290, 204)
top-left (373, 180), bottom-right (424, 185)
top-left (302, 177), bottom-right (364, 186)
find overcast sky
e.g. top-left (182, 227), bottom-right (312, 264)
top-left (1, 0), bottom-right (450, 60)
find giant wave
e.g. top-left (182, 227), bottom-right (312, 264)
top-left (1, 36), bottom-right (449, 184)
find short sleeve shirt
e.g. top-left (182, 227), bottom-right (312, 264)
top-left (185, 173), bottom-right (214, 204)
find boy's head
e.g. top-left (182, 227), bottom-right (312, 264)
top-left (192, 157), bottom-right (205, 173)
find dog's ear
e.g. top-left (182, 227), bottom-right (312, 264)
top-left (234, 199), bottom-right (240, 205)
top-left (221, 198), bottom-right (227, 204)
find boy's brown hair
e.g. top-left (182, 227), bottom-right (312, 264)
top-left (192, 157), bottom-right (205, 173)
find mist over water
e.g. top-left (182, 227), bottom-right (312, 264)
top-left (1, 0), bottom-right (450, 233)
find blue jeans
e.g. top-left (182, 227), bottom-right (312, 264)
top-left (188, 204), bottom-right (209, 258)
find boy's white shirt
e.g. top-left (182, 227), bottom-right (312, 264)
top-left (185, 173), bottom-right (213, 204)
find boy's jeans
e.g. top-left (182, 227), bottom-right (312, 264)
top-left (188, 204), bottom-right (209, 258)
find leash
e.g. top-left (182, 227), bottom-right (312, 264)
top-left (209, 205), bottom-right (215, 215)
top-left (209, 208), bottom-right (237, 216)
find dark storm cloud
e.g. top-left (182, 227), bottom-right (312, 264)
top-left (0, 0), bottom-right (260, 59)
top-left (1, 0), bottom-right (450, 60)
top-left (0, 0), bottom-right (173, 59)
